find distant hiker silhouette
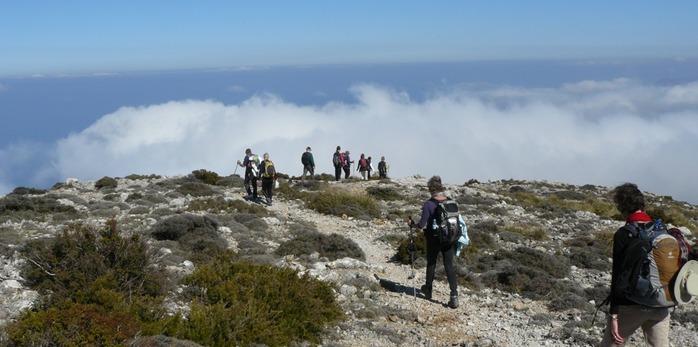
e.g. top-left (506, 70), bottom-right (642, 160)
top-left (357, 153), bottom-right (369, 180)
top-left (301, 146), bottom-right (315, 180)
top-left (332, 146), bottom-right (343, 181)
top-left (342, 150), bottom-right (353, 179)
top-left (378, 156), bottom-right (388, 179)
top-left (258, 153), bottom-right (276, 206)
top-left (237, 148), bottom-right (259, 200)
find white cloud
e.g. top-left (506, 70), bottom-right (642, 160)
top-left (4, 80), bottom-right (698, 203)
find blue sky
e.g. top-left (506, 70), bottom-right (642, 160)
top-left (2, 1), bottom-right (698, 76)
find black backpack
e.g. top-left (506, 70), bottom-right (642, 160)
top-left (301, 152), bottom-right (311, 166)
top-left (434, 200), bottom-right (462, 246)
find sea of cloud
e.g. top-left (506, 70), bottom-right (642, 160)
top-left (1, 79), bottom-right (698, 202)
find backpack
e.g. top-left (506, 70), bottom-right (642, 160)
top-left (262, 160), bottom-right (276, 178)
top-left (667, 227), bottom-right (693, 265)
top-left (333, 152), bottom-right (341, 166)
top-left (339, 153), bottom-right (346, 166)
top-left (249, 154), bottom-right (260, 167)
top-left (613, 220), bottom-right (681, 308)
top-left (359, 158), bottom-right (368, 170)
top-left (302, 152), bottom-right (311, 166)
top-left (433, 200), bottom-right (463, 247)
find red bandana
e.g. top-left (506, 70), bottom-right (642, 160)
top-left (626, 210), bottom-right (652, 223)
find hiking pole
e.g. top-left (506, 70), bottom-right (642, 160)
top-left (407, 218), bottom-right (417, 303)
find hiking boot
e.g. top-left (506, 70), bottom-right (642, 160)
top-left (448, 295), bottom-right (459, 309)
top-left (420, 285), bottom-right (432, 300)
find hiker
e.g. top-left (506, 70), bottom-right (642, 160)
top-left (600, 183), bottom-right (681, 347)
top-left (378, 156), bottom-right (388, 179)
top-left (332, 146), bottom-right (343, 181)
top-left (343, 150), bottom-right (354, 179)
top-left (357, 154), bottom-right (369, 180)
top-left (236, 148), bottom-right (259, 200)
top-left (301, 146), bottom-right (315, 180)
top-left (409, 176), bottom-right (459, 309)
top-left (367, 156), bottom-right (374, 179)
top-left (258, 153), bottom-right (276, 205)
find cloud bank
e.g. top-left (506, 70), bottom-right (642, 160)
top-left (3, 79), bottom-right (698, 202)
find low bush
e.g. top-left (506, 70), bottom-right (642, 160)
top-left (564, 230), bottom-right (613, 270)
top-left (125, 174), bottom-right (162, 180)
top-left (307, 189), bottom-right (380, 220)
top-left (151, 214), bottom-right (227, 259)
top-left (129, 335), bottom-right (204, 347)
top-left (476, 247), bottom-right (570, 278)
top-left (168, 255), bottom-right (343, 346)
top-left (187, 197), bottom-right (268, 216)
top-left (5, 302), bottom-right (141, 347)
top-left (456, 193), bottom-right (498, 206)
top-left (276, 230), bottom-right (365, 261)
top-left (366, 186), bottom-right (402, 201)
top-left (0, 195), bottom-right (79, 222)
top-left (232, 213), bottom-right (269, 232)
top-left (214, 175), bottom-right (244, 188)
top-left (191, 169), bottom-right (220, 185)
top-left (503, 224), bottom-right (548, 241)
top-left (552, 190), bottom-right (588, 201)
top-left (95, 176), bottom-right (118, 190)
top-left (10, 187), bottom-right (47, 195)
top-left (177, 182), bottom-right (216, 197)
top-left (277, 181), bottom-right (312, 201)
top-left (394, 233), bottom-right (427, 267)
top-left (646, 205), bottom-right (696, 229)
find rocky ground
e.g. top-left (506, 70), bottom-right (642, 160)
top-left (1, 173), bottom-right (697, 346)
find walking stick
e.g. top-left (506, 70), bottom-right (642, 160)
top-left (407, 218), bottom-right (417, 303)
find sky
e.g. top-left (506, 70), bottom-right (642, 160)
top-left (1, 2), bottom-right (698, 203)
top-left (1, 1), bottom-right (698, 76)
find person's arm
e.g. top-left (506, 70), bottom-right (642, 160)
top-left (416, 201), bottom-right (432, 230)
top-left (309, 153), bottom-right (315, 168)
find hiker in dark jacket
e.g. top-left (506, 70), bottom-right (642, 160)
top-left (409, 176), bottom-right (459, 309)
top-left (332, 146), bottom-right (343, 181)
top-left (236, 148), bottom-right (258, 200)
top-left (357, 154), bottom-right (369, 180)
top-left (367, 156), bottom-right (373, 179)
top-left (378, 156), bottom-right (388, 179)
top-left (342, 150), bottom-right (354, 179)
top-left (301, 146), bottom-right (315, 180)
top-left (258, 153), bottom-right (276, 206)
top-left (600, 183), bottom-right (670, 347)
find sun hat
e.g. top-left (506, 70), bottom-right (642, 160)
top-left (674, 260), bottom-right (698, 305)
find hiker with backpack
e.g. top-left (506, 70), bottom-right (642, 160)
top-left (257, 153), bottom-right (276, 206)
top-left (342, 150), bottom-right (354, 179)
top-left (236, 148), bottom-right (259, 200)
top-left (357, 154), bottom-right (369, 180)
top-left (367, 156), bottom-right (374, 179)
top-left (600, 183), bottom-right (682, 347)
top-left (332, 146), bottom-right (343, 181)
top-left (408, 176), bottom-right (460, 309)
top-left (301, 146), bottom-right (315, 180)
top-left (378, 156), bottom-right (388, 179)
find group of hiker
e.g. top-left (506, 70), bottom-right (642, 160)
top-left (409, 178), bottom-right (698, 346)
top-left (236, 145), bottom-right (698, 346)
top-left (332, 146), bottom-right (388, 181)
top-left (237, 145), bottom-right (390, 205)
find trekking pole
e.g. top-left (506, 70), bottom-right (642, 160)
top-left (233, 164), bottom-right (239, 176)
top-left (407, 218), bottom-right (417, 303)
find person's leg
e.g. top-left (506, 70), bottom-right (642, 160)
top-left (599, 305), bottom-right (647, 347)
top-left (344, 166), bottom-right (350, 179)
top-left (268, 179), bottom-right (274, 204)
top-left (441, 245), bottom-right (458, 297)
top-left (361, 171), bottom-right (366, 180)
top-left (423, 235), bottom-right (439, 298)
top-left (244, 171), bottom-right (252, 196)
top-left (252, 176), bottom-right (258, 199)
top-left (302, 166), bottom-right (308, 180)
top-left (641, 308), bottom-right (670, 347)
top-left (335, 165), bottom-right (341, 181)
top-left (309, 166), bottom-right (315, 178)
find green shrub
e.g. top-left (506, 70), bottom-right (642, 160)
top-left (395, 233), bottom-right (427, 267)
top-left (503, 224), bottom-right (548, 241)
top-left (232, 213), bottom-right (269, 232)
top-left (187, 197), bottom-right (268, 216)
top-left (10, 187), bottom-right (47, 195)
top-left (214, 175), bottom-right (244, 188)
top-left (552, 190), bottom-right (588, 201)
top-left (307, 189), bottom-right (380, 220)
top-left (564, 230), bottom-right (613, 270)
top-left (125, 174), bottom-right (162, 180)
top-left (276, 230), bottom-right (365, 261)
top-left (191, 169), bottom-right (220, 185)
top-left (151, 215), bottom-right (227, 259)
top-left (277, 181), bottom-right (311, 201)
top-left (168, 255), bottom-right (343, 346)
top-left (21, 220), bottom-right (164, 304)
top-left (95, 176), bottom-right (118, 190)
top-left (647, 205), bottom-right (696, 229)
top-left (177, 182), bottom-right (216, 197)
top-left (476, 247), bottom-right (570, 278)
top-left (366, 186), bottom-right (402, 201)
top-left (5, 302), bottom-right (141, 347)
top-left (129, 335), bottom-right (204, 347)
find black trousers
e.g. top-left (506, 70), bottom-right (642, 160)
top-left (244, 170), bottom-right (258, 198)
top-left (261, 178), bottom-right (274, 202)
top-left (334, 165), bottom-right (342, 181)
top-left (424, 232), bottom-right (458, 297)
top-left (343, 166), bottom-right (351, 179)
